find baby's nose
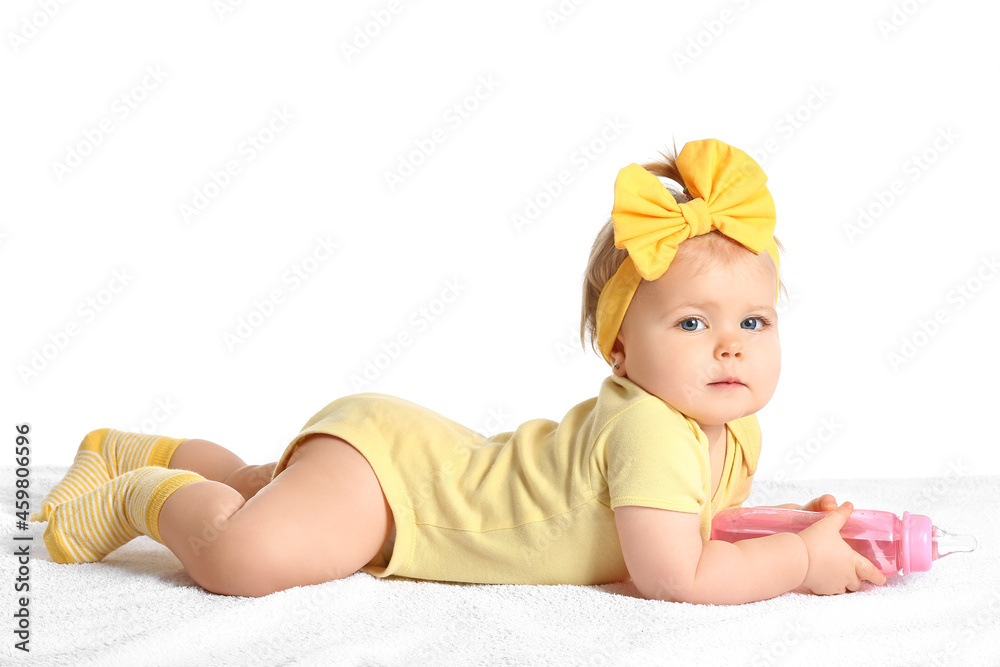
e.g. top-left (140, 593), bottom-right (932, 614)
top-left (717, 339), bottom-right (743, 358)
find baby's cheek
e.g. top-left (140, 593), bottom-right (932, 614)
top-left (757, 356), bottom-right (782, 402)
top-left (756, 336), bottom-right (781, 375)
top-left (767, 344), bottom-right (781, 380)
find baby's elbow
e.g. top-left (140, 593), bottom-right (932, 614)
top-left (615, 505), bottom-right (709, 602)
top-left (633, 572), bottom-right (700, 604)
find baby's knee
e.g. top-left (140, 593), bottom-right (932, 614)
top-left (193, 525), bottom-right (358, 597)
top-left (222, 464), bottom-right (275, 501)
top-left (189, 529), bottom-right (288, 597)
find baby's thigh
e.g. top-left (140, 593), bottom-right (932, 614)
top-left (234, 434), bottom-right (393, 586)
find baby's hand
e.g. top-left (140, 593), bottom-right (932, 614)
top-left (798, 502), bottom-right (887, 595)
top-left (798, 494), bottom-right (838, 512)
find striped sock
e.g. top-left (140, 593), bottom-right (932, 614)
top-left (42, 466), bottom-right (205, 564)
top-left (31, 428), bottom-right (187, 523)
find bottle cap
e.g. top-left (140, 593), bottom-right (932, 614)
top-left (901, 511), bottom-right (933, 574)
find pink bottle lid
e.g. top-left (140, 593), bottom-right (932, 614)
top-left (901, 511), bottom-right (933, 575)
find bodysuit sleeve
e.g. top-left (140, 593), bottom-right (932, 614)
top-left (723, 415), bottom-right (762, 509)
top-left (601, 397), bottom-right (709, 514)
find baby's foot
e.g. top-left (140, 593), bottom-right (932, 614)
top-left (31, 429), bottom-right (186, 523)
top-left (43, 466), bottom-right (204, 563)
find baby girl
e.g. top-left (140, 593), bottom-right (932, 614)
top-left (32, 138), bottom-right (886, 603)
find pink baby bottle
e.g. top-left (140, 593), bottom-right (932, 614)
top-left (711, 506), bottom-right (977, 576)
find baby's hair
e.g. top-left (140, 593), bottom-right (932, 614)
top-left (579, 142), bottom-right (787, 357)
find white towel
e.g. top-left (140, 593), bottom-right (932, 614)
top-left (3, 466), bottom-right (996, 666)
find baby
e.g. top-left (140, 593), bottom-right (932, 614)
top-left (32, 138), bottom-right (886, 603)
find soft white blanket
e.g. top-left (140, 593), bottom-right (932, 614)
top-left (3, 467), bottom-right (996, 666)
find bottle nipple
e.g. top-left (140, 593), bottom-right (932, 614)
top-left (933, 526), bottom-right (978, 560)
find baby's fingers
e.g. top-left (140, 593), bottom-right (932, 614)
top-left (801, 494), bottom-right (838, 512)
top-left (817, 494), bottom-right (838, 511)
top-left (820, 501), bottom-right (854, 532)
top-left (856, 556), bottom-right (887, 587)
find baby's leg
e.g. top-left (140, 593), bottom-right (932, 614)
top-left (158, 434), bottom-right (393, 597)
top-left (33, 430), bottom-right (276, 524)
top-left (32, 429), bottom-right (190, 522)
top-left (169, 438), bottom-right (245, 480)
top-left (169, 439), bottom-right (276, 501)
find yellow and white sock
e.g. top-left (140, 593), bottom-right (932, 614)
top-left (42, 466), bottom-right (205, 564)
top-left (31, 428), bottom-right (187, 523)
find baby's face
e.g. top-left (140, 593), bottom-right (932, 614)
top-left (613, 250), bottom-right (780, 431)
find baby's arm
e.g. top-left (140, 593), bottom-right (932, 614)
top-left (762, 494), bottom-right (839, 511)
top-left (615, 502), bottom-right (885, 605)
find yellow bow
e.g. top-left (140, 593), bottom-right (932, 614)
top-left (595, 139), bottom-right (779, 366)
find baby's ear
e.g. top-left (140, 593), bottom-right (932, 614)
top-left (610, 339), bottom-right (628, 375)
top-left (611, 336), bottom-right (625, 357)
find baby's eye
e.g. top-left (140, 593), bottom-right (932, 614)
top-left (678, 318), bottom-right (705, 332)
top-left (741, 317), bottom-right (768, 331)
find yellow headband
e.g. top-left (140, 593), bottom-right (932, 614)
top-left (595, 138), bottom-right (780, 366)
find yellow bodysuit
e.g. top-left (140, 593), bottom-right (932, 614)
top-left (272, 374), bottom-right (760, 586)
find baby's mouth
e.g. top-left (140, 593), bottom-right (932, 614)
top-left (708, 376), bottom-right (745, 388)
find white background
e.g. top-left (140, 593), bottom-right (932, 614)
top-left (3, 0), bottom-right (998, 483)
